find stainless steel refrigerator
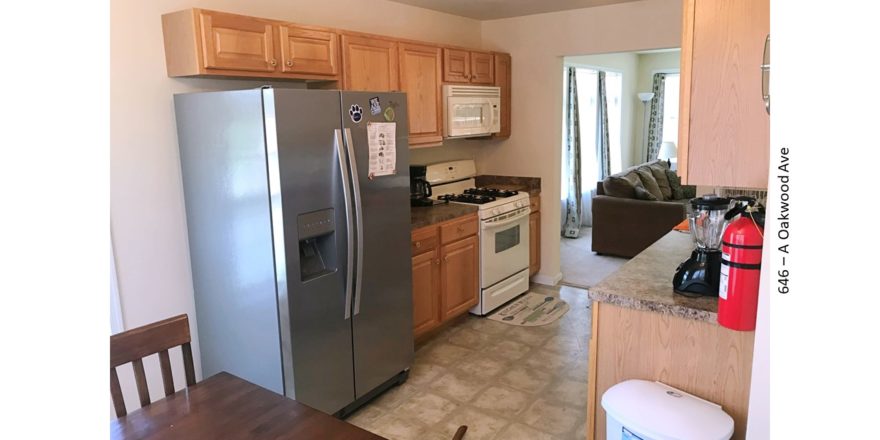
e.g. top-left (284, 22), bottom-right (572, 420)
top-left (173, 87), bottom-right (413, 416)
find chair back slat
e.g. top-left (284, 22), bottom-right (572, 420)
top-left (132, 359), bottom-right (151, 407)
top-left (182, 342), bottom-right (197, 386)
top-left (110, 367), bottom-right (127, 418)
top-left (158, 350), bottom-right (175, 397)
top-left (110, 314), bottom-right (196, 417)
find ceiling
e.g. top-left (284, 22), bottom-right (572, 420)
top-left (387, 0), bottom-right (642, 20)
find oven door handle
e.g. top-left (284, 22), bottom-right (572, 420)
top-left (481, 208), bottom-right (531, 230)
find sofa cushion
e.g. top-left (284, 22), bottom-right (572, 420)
top-left (602, 171), bottom-right (642, 199)
top-left (647, 162), bottom-right (673, 200)
top-left (633, 180), bottom-right (658, 201)
top-left (666, 169), bottom-right (685, 200)
top-left (635, 168), bottom-right (664, 200)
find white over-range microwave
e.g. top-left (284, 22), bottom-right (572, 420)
top-left (443, 85), bottom-right (501, 138)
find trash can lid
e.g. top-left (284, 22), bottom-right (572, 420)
top-left (601, 380), bottom-right (734, 440)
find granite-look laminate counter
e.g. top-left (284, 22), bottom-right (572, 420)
top-left (410, 203), bottom-right (478, 230)
top-left (588, 230), bottom-right (720, 324)
top-left (474, 175), bottom-right (541, 195)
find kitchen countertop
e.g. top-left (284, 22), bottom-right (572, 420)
top-left (411, 203), bottom-right (478, 230)
top-left (588, 230), bottom-right (720, 324)
top-left (474, 175), bottom-right (541, 195)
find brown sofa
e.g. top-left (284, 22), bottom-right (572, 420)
top-left (591, 161), bottom-right (696, 258)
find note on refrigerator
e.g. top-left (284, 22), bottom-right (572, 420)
top-left (367, 122), bottom-right (396, 178)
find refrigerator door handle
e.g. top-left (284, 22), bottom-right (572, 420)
top-left (335, 129), bottom-right (355, 320)
top-left (343, 128), bottom-right (364, 316)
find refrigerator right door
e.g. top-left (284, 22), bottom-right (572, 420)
top-left (340, 91), bottom-right (414, 399)
top-left (269, 88), bottom-right (355, 414)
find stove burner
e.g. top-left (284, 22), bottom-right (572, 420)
top-left (438, 193), bottom-right (497, 204)
top-left (463, 187), bottom-right (519, 198)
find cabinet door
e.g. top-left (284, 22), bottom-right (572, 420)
top-left (399, 43), bottom-right (443, 146)
top-left (469, 51), bottom-right (495, 85)
top-left (412, 250), bottom-right (441, 338)
top-left (443, 48), bottom-right (471, 83)
top-left (680, 0), bottom-right (769, 188)
top-left (341, 34), bottom-right (398, 91)
top-left (279, 25), bottom-right (338, 77)
top-left (440, 235), bottom-right (479, 320)
top-left (529, 212), bottom-right (540, 276)
top-left (493, 53), bottom-right (512, 138)
top-left (198, 10), bottom-right (277, 72)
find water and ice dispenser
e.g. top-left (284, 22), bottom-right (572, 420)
top-left (297, 208), bottom-right (338, 281)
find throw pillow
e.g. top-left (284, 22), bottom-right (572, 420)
top-left (633, 181), bottom-right (658, 201)
top-left (635, 168), bottom-right (664, 200)
top-left (602, 172), bottom-right (642, 199)
top-left (665, 169), bottom-right (685, 200)
top-left (647, 163), bottom-right (673, 200)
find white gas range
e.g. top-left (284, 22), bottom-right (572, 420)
top-left (424, 160), bottom-right (531, 316)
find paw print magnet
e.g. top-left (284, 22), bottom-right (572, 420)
top-left (349, 104), bottom-right (364, 123)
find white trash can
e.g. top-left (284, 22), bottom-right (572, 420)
top-left (602, 380), bottom-right (734, 440)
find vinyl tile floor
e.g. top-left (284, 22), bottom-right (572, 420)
top-left (345, 284), bottom-right (592, 440)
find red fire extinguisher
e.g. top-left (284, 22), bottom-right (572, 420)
top-left (718, 198), bottom-right (765, 331)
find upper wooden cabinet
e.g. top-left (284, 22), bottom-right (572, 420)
top-left (341, 34), bottom-right (399, 91)
top-left (161, 9), bottom-right (339, 80)
top-left (493, 53), bottom-right (512, 138)
top-left (399, 43), bottom-right (443, 147)
top-left (678, 0), bottom-right (770, 188)
top-left (443, 49), bottom-right (495, 84)
top-left (279, 26), bottom-right (338, 76)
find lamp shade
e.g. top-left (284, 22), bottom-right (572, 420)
top-left (638, 92), bottom-right (655, 102)
top-left (658, 141), bottom-right (677, 160)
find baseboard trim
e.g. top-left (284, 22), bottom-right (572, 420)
top-left (531, 272), bottom-right (563, 286)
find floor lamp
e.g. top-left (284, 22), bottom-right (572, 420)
top-left (638, 92), bottom-right (654, 162)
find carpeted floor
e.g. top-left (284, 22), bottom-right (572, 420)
top-left (560, 227), bottom-right (628, 289)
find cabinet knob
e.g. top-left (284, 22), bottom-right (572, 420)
top-left (286, 60), bottom-right (293, 67)
top-left (415, 241), bottom-right (422, 248)
top-left (457, 225), bottom-right (464, 232)
top-left (270, 59), bottom-right (277, 66)
top-left (434, 259), bottom-right (441, 265)
top-left (443, 255), bottom-right (449, 263)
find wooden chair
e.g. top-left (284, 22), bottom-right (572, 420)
top-left (110, 314), bottom-right (196, 418)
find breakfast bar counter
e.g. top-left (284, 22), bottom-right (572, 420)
top-left (588, 230), bottom-right (718, 323)
top-left (585, 231), bottom-right (755, 440)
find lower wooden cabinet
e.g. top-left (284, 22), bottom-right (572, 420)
top-left (411, 215), bottom-right (479, 339)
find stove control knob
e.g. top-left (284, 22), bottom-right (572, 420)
top-left (515, 201), bottom-right (523, 208)
top-left (492, 208), bottom-right (501, 216)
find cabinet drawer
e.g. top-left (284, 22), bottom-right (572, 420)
top-left (412, 227), bottom-right (439, 254)
top-left (529, 196), bottom-right (540, 213)
top-left (440, 215), bottom-right (478, 244)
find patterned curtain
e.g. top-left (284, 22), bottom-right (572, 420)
top-left (562, 67), bottom-right (582, 239)
top-left (596, 71), bottom-right (611, 179)
top-left (646, 73), bottom-right (666, 161)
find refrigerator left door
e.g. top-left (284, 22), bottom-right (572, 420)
top-left (174, 89), bottom-right (285, 394)
top-left (268, 88), bottom-right (356, 414)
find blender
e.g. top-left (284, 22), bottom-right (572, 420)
top-left (672, 195), bottom-right (736, 296)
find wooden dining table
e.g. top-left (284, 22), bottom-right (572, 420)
top-left (110, 372), bottom-right (386, 439)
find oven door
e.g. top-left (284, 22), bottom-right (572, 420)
top-left (480, 207), bottom-right (530, 288)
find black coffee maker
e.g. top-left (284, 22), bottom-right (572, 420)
top-left (409, 165), bottom-right (434, 207)
top-left (672, 195), bottom-right (733, 296)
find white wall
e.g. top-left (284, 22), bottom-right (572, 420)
top-left (479, 0), bottom-right (682, 284)
top-left (110, 0), bottom-right (482, 410)
top-left (565, 52), bottom-right (640, 171)
top-left (632, 50), bottom-right (681, 163)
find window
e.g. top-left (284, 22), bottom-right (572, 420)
top-left (662, 73), bottom-right (680, 144)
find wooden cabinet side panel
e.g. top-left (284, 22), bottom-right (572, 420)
top-left (529, 212), bottom-right (540, 276)
top-left (162, 9), bottom-right (201, 77)
top-left (440, 235), bottom-right (479, 319)
top-left (677, 0), bottom-right (696, 185)
top-left (399, 43), bottom-right (443, 146)
top-left (686, 0), bottom-right (770, 188)
top-left (341, 34), bottom-right (399, 91)
top-left (591, 303), bottom-right (755, 440)
top-left (493, 53), bottom-right (512, 138)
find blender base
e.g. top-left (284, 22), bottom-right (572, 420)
top-left (673, 250), bottom-right (723, 297)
